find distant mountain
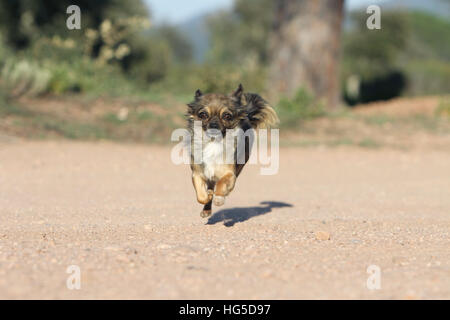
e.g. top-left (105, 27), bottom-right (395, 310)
top-left (176, 13), bottom-right (212, 63)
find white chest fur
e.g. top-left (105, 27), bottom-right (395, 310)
top-left (202, 140), bottom-right (234, 180)
top-left (202, 140), bottom-right (224, 180)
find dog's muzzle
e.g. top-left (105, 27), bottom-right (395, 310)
top-left (208, 122), bottom-right (220, 130)
top-left (206, 121), bottom-right (222, 137)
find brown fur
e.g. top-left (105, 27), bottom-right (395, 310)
top-left (187, 84), bottom-right (279, 218)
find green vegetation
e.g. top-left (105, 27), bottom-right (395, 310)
top-left (277, 88), bottom-right (326, 128)
top-left (341, 10), bottom-right (450, 104)
top-left (0, 0), bottom-right (195, 100)
top-left (207, 0), bottom-right (274, 65)
top-left (0, 0), bottom-right (448, 148)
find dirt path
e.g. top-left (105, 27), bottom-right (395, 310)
top-left (0, 141), bottom-right (449, 299)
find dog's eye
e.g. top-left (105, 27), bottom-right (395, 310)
top-left (222, 113), bottom-right (232, 121)
top-left (198, 112), bottom-right (208, 119)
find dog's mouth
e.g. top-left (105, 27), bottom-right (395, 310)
top-left (204, 128), bottom-right (224, 139)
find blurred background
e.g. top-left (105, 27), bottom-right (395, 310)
top-left (0, 0), bottom-right (449, 148)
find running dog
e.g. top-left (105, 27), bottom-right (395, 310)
top-left (186, 84), bottom-right (279, 217)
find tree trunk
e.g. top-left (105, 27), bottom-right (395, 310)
top-left (268, 0), bottom-right (344, 108)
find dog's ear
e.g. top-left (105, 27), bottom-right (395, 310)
top-left (194, 89), bottom-right (203, 100)
top-left (232, 84), bottom-right (244, 100)
top-left (231, 83), bottom-right (246, 105)
top-left (244, 93), bottom-right (279, 129)
top-left (187, 89), bottom-right (202, 114)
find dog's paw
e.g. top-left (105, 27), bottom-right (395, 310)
top-left (213, 195), bottom-right (225, 206)
top-left (200, 209), bottom-right (212, 218)
top-left (197, 190), bottom-right (214, 204)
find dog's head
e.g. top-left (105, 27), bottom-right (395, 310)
top-left (187, 84), bottom-right (247, 137)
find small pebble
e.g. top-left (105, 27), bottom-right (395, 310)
top-left (315, 231), bottom-right (331, 240)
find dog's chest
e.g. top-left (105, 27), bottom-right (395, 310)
top-left (202, 141), bottom-right (232, 180)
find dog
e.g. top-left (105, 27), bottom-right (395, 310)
top-left (186, 84), bottom-right (279, 218)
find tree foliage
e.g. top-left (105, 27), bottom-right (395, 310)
top-left (0, 0), bottom-right (193, 88)
top-left (341, 11), bottom-right (410, 80)
top-left (207, 0), bottom-right (274, 65)
top-left (0, 0), bottom-right (148, 48)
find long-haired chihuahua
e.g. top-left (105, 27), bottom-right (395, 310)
top-left (186, 84), bottom-right (279, 218)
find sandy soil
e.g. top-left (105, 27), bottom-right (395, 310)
top-left (0, 141), bottom-right (449, 299)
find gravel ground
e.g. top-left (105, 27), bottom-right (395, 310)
top-left (0, 141), bottom-right (449, 299)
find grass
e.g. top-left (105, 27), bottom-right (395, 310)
top-left (281, 137), bottom-right (382, 149)
top-left (31, 117), bottom-right (108, 140)
top-left (1, 89), bottom-right (449, 150)
top-left (363, 114), bottom-right (395, 126)
top-left (357, 111), bottom-right (449, 134)
top-left (0, 97), bottom-right (33, 118)
top-left (357, 138), bottom-right (380, 148)
top-left (435, 99), bottom-right (450, 117)
top-left (1, 95), bottom-right (180, 142)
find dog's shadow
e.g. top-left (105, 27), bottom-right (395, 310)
top-left (206, 201), bottom-right (293, 227)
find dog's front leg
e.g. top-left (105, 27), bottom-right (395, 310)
top-left (213, 172), bottom-right (236, 206)
top-left (192, 173), bottom-right (213, 205)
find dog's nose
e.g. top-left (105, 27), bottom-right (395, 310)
top-left (209, 122), bottom-right (219, 129)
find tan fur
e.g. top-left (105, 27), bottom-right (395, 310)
top-left (254, 104), bottom-right (279, 129)
top-left (192, 171), bottom-right (213, 204)
top-left (187, 84), bottom-right (279, 218)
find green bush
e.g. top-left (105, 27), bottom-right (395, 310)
top-left (1, 35), bottom-right (53, 98)
top-left (277, 88), bottom-right (325, 128)
top-left (404, 59), bottom-right (450, 96)
top-left (123, 35), bottom-right (171, 84)
top-left (341, 11), bottom-right (409, 81)
top-left (0, 1), bottom-right (178, 92)
top-left (1, 58), bottom-right (51, 98)
top-left (152, 62), bottom-right (268, 98)
top-left (341, 10), bottom-right (450, 102)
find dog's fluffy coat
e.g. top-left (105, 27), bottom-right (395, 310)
top-left (186, 84), bottom-right (278, 217)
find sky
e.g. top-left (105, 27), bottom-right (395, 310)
top-left (145, 0), bottom-right (390, 24)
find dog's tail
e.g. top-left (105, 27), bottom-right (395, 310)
top-left (243, 93), bottom-right (279, 129)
